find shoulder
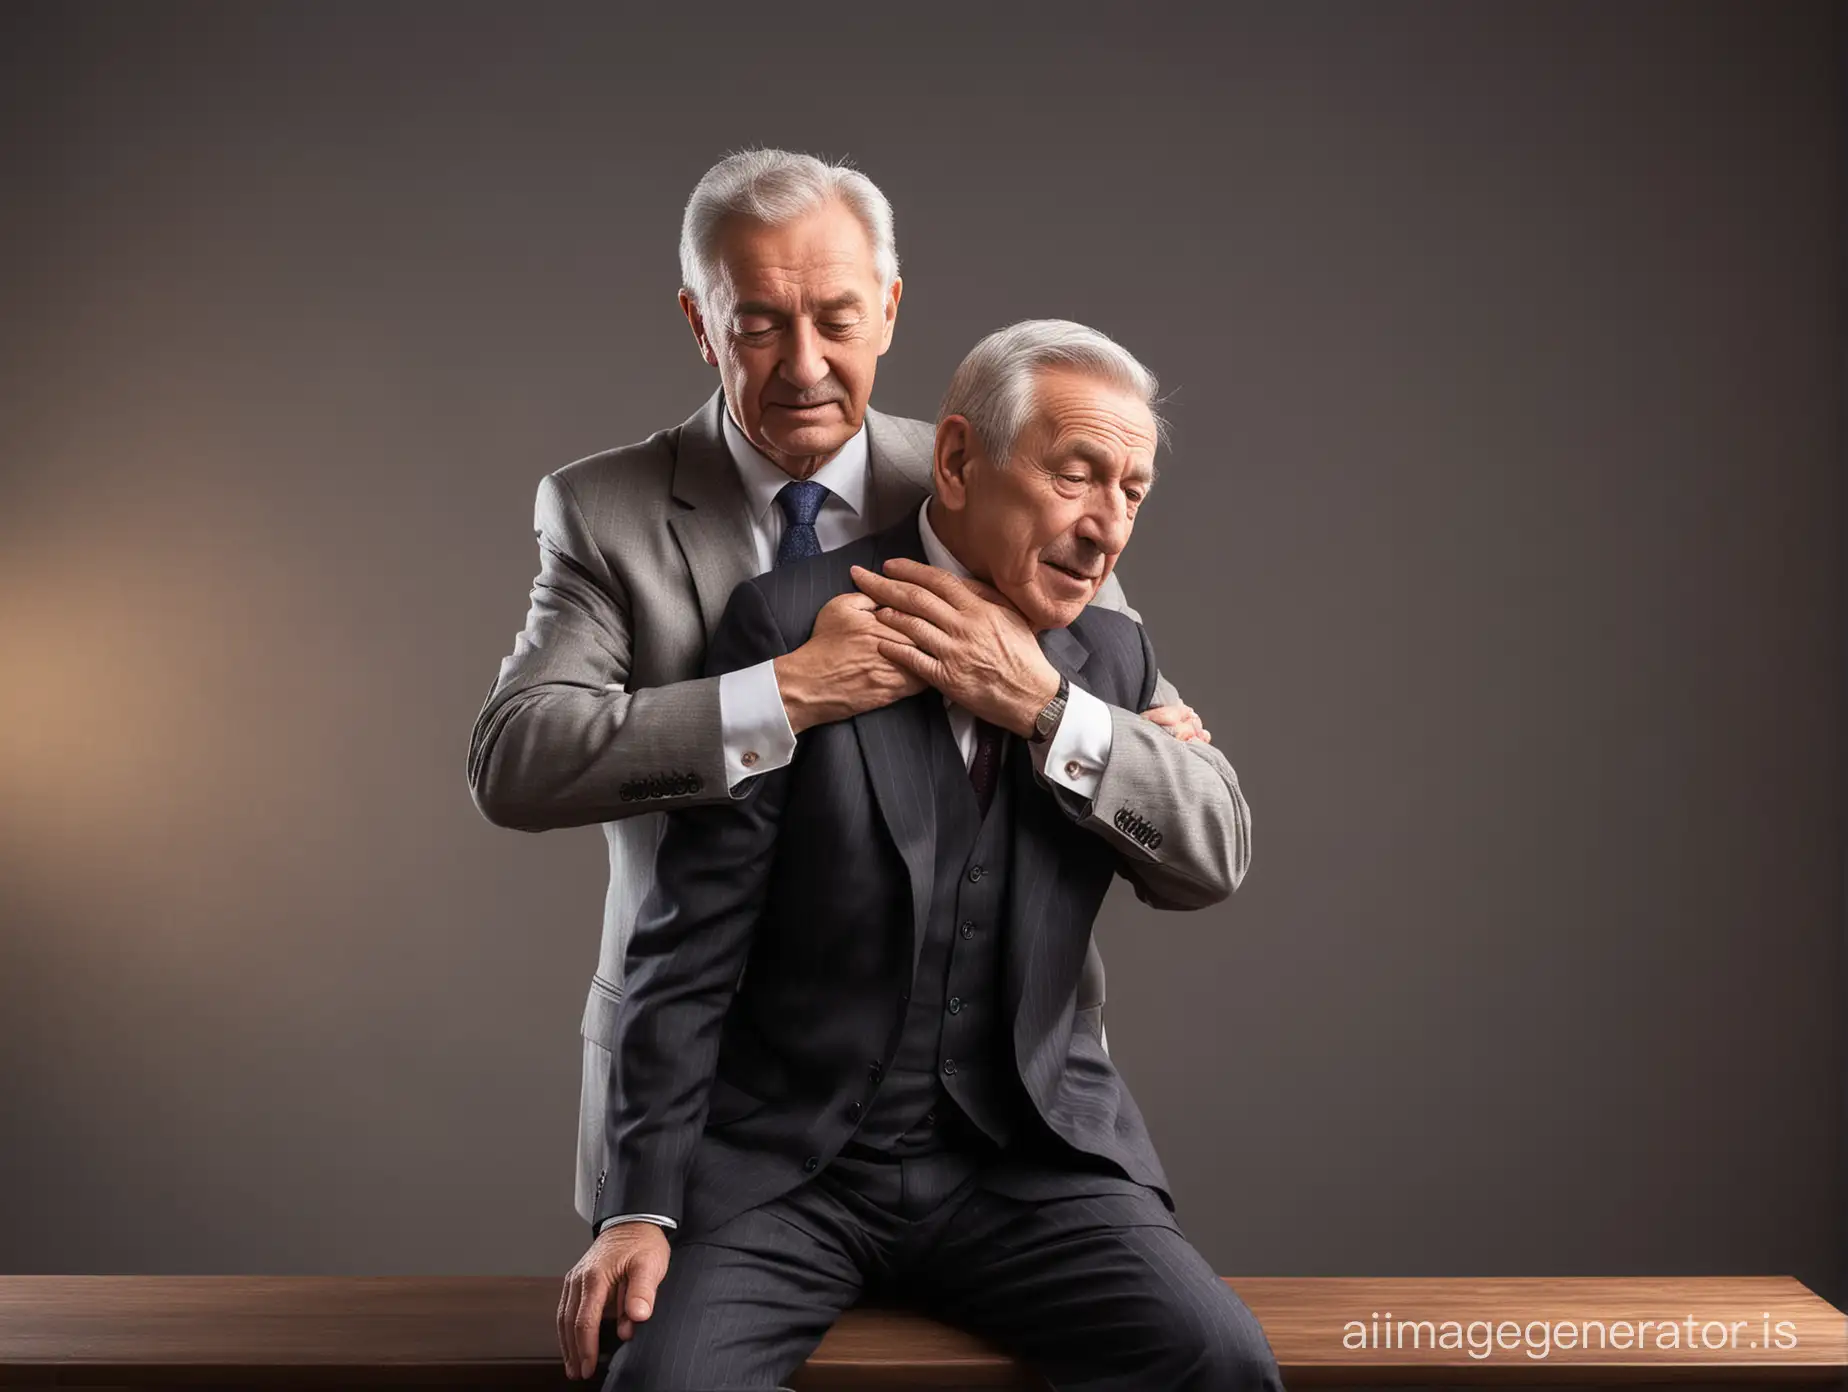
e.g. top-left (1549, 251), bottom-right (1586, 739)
top-left (1069, 606), bottom-right (1154, 707)
top-left (869, 407), bottom-right (935, 458)
top-left (540, 424), bottom-right (681, 532)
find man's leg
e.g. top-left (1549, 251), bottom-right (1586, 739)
top-left (602, 1197), bottom-right (866, 1392)
top-left (915, 1183), bottom-right (1284, 1392)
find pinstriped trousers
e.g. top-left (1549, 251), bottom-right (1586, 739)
top-left (601, 1150), bottom-right (1283, 1391)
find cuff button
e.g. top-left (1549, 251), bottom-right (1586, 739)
top-left (742, 751), bottom-right (759, 767)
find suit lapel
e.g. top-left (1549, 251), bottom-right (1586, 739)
top-left (666, 390), bottom-right (762, 644)
top-left (848, 513), bottom-right (940, 978)
top-left (1005, 624), bottom-right (1098, 1026)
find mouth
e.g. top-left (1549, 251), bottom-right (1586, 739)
top-left (766, 400), bottom-right (840, 418)
top-left (1042, 559), bottom-right (1102, 588)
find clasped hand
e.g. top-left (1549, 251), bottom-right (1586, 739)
top-left (852, 560), bottom-right (1213, 744)
top-left (850, 560), bottom-right (1060, 737)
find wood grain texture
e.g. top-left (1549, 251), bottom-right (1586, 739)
top-left (0, 1276), bottom-right (1840, 1388)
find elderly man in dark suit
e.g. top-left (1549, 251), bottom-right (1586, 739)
top-left (558, 320), bottom-right (1280, 1391)
top-left (467, 150), bottom-right (1212, 1227)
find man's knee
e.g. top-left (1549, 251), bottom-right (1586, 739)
top-left (1147, 1283), bottom-right (1284, 1391)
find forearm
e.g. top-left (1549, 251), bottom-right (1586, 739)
top-left (468, 675), bottom-right (731, 830)
top-left (1077, 706), bottom-right (1251, 909)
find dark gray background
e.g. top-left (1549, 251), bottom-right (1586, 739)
top-left (1, 0), bottom-right (1842, 1305)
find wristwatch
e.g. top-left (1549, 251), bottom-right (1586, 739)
top-left (1029, 675), bottom-right (1070, 744)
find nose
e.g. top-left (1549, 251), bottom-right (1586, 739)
top-left (779, 317), bottom-right (828, 390)
top-left (1076, 489), bottom-right (1133, 559)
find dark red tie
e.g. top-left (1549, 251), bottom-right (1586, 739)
top-left (968, 719), bottom-right (1005, 816)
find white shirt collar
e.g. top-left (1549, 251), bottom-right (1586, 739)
top-left (722, 404), bottom-right (870, 524)
top-left (915, 498), bottom-right (973, 580)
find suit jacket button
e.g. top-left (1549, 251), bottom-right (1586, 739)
top-left (967, 865), bottom-right (984, 883)
top-left (947, 997), bottom-right (962, 1015)
top-left (868, 1061), bottom-right (883, 1082)
top-left (847, 1101), bottom-right (863, 1119)
top-left (960, 921), bottom-right (975, 939)
top-left (941, 1058), bottom-right (957, 1076)
top-left (804, 1155), bottom-right (820, 1173)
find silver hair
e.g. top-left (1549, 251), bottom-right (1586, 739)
top-left (678, 148), bottom-right (899, 321)
top-left (938, 319), bottom-right (1167, 464)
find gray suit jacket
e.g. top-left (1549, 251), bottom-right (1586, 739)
top-left (601, 512), bottom-right (1252, 1237)
top-left (467, 389), bottom-right (1188, 1220)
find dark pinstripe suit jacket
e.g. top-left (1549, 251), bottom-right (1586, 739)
top-left (598, 512), bottom-right (1228, 1240)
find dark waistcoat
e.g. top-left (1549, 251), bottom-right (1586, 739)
top-left (852, 707), bottom-right (1029, 1155)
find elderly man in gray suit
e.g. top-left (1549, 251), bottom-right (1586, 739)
top-left (467, 148), bottom-right (1214, 1226)
top-left (561, 320), bottom-right (1278, 1390)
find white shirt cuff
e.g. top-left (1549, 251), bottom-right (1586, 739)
top-left (1031, 681), bottom-right (1113, 802)
top-left (597, 1213), bottom-right (676, 1234)
top-left (718, 659), bottom-right (798, 793)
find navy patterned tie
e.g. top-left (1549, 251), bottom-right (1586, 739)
top-left (775, 480), bottom-right (829, 566)
top-left (968, 719), bottom-right (1005, 817)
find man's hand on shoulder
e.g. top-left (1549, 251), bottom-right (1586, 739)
top-left (854, 560), bottom-right (1062, 736)
top-left (773, 590), bottom-right (927, 734)
top-left (1143, 702), bottom-right (1212, 743)
top-left (557, 1221), bottom-right (671, 1379)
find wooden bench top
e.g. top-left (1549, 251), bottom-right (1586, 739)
top-left (0, 1275), bottom-right (1841, 1388)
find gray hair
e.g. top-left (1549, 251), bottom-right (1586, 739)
top-left (679, 148), bottom-right (899, 320)
top-left (938, 319), bottom-right (1167, 465)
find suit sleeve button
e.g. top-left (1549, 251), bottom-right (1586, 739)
top-left (803, 1155), bottom-right (820, 1172)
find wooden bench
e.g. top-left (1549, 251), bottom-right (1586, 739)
top-left (0, 1275), bottom-right (1841, 1388)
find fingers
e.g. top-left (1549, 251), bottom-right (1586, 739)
top-left (877, 639), bottom-right (940, 685)
top-left (572, 1270), bottom-right (609, 1379)
top-left (558, 1272), bottom-right (580, 1377)
top-left (851, 565), bottom-right (962, 628)
top-left (879, 556), bottom-right (979, 610)
top-left (871, 606), bottom-right (946, 655)
top-left (958, 576), bottom-right (1012, 609)
top-left (615, 1270), bottom-right (633, 1344)
top-left (1141, 702), bottom-right (1196, 724)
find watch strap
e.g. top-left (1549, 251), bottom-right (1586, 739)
top-left (1030, 675), bottom-right (1070, 743)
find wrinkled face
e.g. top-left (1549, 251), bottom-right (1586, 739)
top-left (680, 198), bottom-right (901, 477)
top-left (939, 367), bottom-right (1158, 631)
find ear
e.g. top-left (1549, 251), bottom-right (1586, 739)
top-left (933, 415), bottom-right (977, 512)
top-left (679, 290), bottom-right (720, 367)
top-left (875, 276), bottom-right (903, 357)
